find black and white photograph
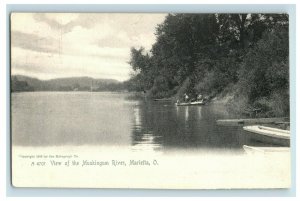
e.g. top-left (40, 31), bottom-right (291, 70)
top-left (10, 12), bottom-right (291, 189)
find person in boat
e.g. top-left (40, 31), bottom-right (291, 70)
top-left (184, 93), bottom-right (189, 102)
top-left (197, 94), bottom-right (203, 101)
top-left (203, 95), bottom-right (210, 103)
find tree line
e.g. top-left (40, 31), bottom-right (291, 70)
top-left (11, 75), bottom-right (124, 92)
top-left (125, 14), bottom-right (289, 117)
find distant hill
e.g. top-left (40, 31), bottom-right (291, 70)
top-left (11, 75), bottom-right (124, 92)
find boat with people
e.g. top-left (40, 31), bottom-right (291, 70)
top-left (175, 100), bottom-right (206, 106)
top-left (175, 92), bottom-right (209, 106)
top-left (243, 125), bottom-right (290, 146)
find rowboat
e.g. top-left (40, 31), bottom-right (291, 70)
top-left (243, 125), bottom-right (290, 146)
top-left (216, 117), bottom-right (289, 126)
top-left (175, 100), bottom-right (205, 106)
top-left (243, 145), bottom-right (290, 154)
top-left (153, 98), bottom-right (172, 101)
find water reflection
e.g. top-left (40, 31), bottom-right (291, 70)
top-left (131, 101), bottom-right (163, 152)
top-left (12, 92), bottom-right (270, 151)
top-left (133, 106), bottom-right (141, 129)
top-left (184, 106), bottom-right (189, 121)
top-left (130, 100), bottom-right (243, 152)
top-left (197, 106), bottom-right (202, 119)
top-left (131, 133), bottom-right (162, 152)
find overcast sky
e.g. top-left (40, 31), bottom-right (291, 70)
top-left (11, 13), bottom-right (166, 81)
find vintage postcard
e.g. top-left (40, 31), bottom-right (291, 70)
top-left (11, 13), bottom-right (291, 189)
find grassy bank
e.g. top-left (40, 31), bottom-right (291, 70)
top-left (211, 85), bottom-right (289, 118)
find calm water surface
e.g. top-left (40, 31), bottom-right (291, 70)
top-left (12, 92), bottom-right (254, 151)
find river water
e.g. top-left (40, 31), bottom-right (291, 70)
top-left (11, 92), bottom-right (291, 189)
top-left (11, 92), bottom-right (252, 152)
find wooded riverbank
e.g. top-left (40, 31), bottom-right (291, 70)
top-left (125, 14), bottom-right (289, 118)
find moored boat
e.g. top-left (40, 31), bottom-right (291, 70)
top-left (216, 117), bottom-right (289, 126)
top-left (154, 98), bottom-right (172, 101)
top-left (243, 125), bottom-right (290, 146)
top-left (243, 145), bottom-right (290, 154)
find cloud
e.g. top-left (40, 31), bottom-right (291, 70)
top-left (11, 13), bottom-right (167, 81)
top-left (33, 13), bottom-right (108, 33)
top-left (11, 47), bottom-right (131, 81)
top-left (33, 13), bottom-right (86, 34)
top-left (11, 31), bottom-right (58, 53)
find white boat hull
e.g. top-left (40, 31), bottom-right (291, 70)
top-left (176, 101), bottom-right (205, 106)
top-left (243, 125), bottom-right (290, 146)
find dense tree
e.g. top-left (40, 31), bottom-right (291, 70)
top-left (11, 77), bottom-right (34, 92)
top-left (127, 13), bottom-right (289, 117)
top-left (236, 25), bottom-right (289, 116)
